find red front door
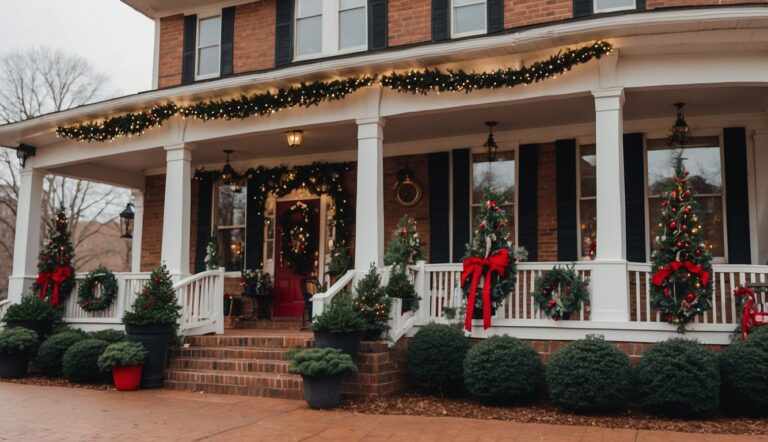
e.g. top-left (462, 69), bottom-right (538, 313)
top-left (273, 199), bottom-right (320, 317)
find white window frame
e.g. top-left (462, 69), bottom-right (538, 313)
top-left (469, 147), bottom-right (518, 247)
top-left (195, 13), bottom-right (222, 81)
top-left (451, 0), bottom-right (487, 39)
top-left (576, 143), bottom-right (597, 260)
top-left (593, 0), bottom-right (636, 14)
top-left (214, 181), bottom-right (247, 274)
top-left (294, 0), bottom-right (368, 61)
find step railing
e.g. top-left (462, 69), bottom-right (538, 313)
top-left (175, 268), bottom-right (226, 336)
top-left (0, 299), bottom-right (9, 325)
top-left (311, 269), bottom-right (355, 318)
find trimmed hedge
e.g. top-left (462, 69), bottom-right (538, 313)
top-left (719, 341), bottom-right (768, 416)
top-left (407, 324), bottom-right (468, 393)
top-left (463, 335), bottom-right (542, 403)
top-left (37, 331), bottom-right (88, 377)
top-left (88, 329), bottom-right (127, 344)
top-left (636, 338), bottom-right (719, 418)
top-left (546, 336), bottom-right (632, 413)
top-left (62, 339), bottom-right (109, 383)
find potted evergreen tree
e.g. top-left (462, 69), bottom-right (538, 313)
top-left (384, 216), bottom-right (425, 314)
top-left (2, 294), bottom-right (62, 341)
top-left (353, 264), bottom-right (391, 341)
top-left (98, 340), bottom-right (148, 391)
top-left (289, 347), bottom-right (358, 409)
top-left (312, 292), bottom-right (366, 359)
top-left (0, 327), bottom-right (38, 378)
top-left (122, 264), bottom-right (181, 388)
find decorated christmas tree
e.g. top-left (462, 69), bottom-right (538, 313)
top-left (326, 241), bottom-right (352, 280)
top-left (123, 264), bottom-right (181, 326)
top-left (650, 151), bottom-right (713, 332)
top-left (353, 263), bottom-right (392, 339)
top-left (204, 229), bottom-right (220, 270)
top-left (461, 188), bottom-right (517, 332)
top-left (33, 206), bottom-right (75, 307)
top-left (383, 215), bottom-right (425, 267)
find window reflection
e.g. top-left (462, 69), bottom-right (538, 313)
top-left (472, 151), bottom-right (515, 242)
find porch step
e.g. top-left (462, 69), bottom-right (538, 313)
top-left (164, 371), bottom-right (304, 400)
top-left (168, 357), bottom-right (290, 374)
top-left (184, 333), bottom-right (314, 349)
top-left (234, 318), bottom-right (307, 330)
top-left (170, 346), bottom-right (293, 361)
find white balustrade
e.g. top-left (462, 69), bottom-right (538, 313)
top-left (61, 272), bottom-right (152, 324)
top-left (311, 269), bottom-right (356, 318)
top-left (176, 268), bottom-right (225, 336)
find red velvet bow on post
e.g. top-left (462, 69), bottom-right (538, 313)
top-left (35, 271), bottom-right (53, 301)
top-left (651, 261), bottom-right (711, 288)
top-left (461, 248), bottom-right (510, 333)
top-left (36, 265), bottom-right (73, 307)
top-left (736, 286), bottom-right (757, 340)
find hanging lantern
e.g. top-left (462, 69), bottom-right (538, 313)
top-left (483, 121), bottom-right (498, 162)
top-left (119, 203), bottom-right (135, 239)
top-left (285, 130), bottom-right (303, 148)
top-left (220, 149), bottom-right (243, 193)
top-left (668, 103), bottom-right (690, 148)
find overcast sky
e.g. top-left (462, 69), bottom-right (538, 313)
top-left (0, 0), bottom-right (154, 97)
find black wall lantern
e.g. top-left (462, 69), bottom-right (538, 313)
top-left (16, 144), bottom-right (36, 168)
top-left (119, 203), bottom-right (135, 239)
top-left (483, 121), bottom-right (498, 162)
top-left (668, 103), bottom-right (690, 148)
top-left (220, 149), bottom-right (243, 193)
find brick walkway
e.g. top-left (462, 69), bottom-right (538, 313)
top-left (1, 383), bottom-right (766, 441)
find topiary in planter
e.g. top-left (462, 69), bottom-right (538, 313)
top-left (97, 341), bottom-right (148, 372)
top-left (407, 324), bottom-right (468, 393)
top-left (62, 338), bottom-right (109, 383)
top-left (546, 335), bottom-right (632, 413)
top-left (636, 338), bottom-right (719, 418)
top-left (37, 330), bottom-right (88, 377)
top-left (289, 347), bottom-right (359, 409)
top-left (89, 329), bottom-right (127, 344)
top-left (719, 341), bottom-right (768, 416)
top-left (0, 327), bottom-right (39, 378)
top-left (313, 292), bottom-right (366, 359)
top-left (463, 335), bottom-right (542, 404)
top-left (3, 295), bottom-right (62, 341)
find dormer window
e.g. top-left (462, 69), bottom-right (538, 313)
top-left (196, 15), bottom-right (221, 79)
top-left (295, 0), bottom-right (367, 59)
top-left (594, 0), bottom-right (636, 13)
top-left (452, 0), bottom-right (487, 38)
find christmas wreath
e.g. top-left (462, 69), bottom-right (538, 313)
top-left (532, 266), bottom-right (589, 320)
top-left (280, 202), bottom-right (316, 276)
top-left (77, 266), bottom-right (118, 312)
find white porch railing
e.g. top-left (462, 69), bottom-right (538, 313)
top-left (59, 272), bottom-right (153, 328)
top-left (311, 269), bottom-right (355, 318)
top-left (176, 268), bottom-right (226, 336)
top-left (0, 299), bottom-right (10, 324)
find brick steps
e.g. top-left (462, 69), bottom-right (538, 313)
top-left (164, 370), bottom-right (304, 400)
top-left (171, 346), bottom-right (292, 361)
top-left (234, 319), bottom-right (306, 330)
top-left (184, 334), bottom-right (314, 349)
top-left (168, 357), bottom-right (291, 374)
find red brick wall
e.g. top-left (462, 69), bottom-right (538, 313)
top-left (504, 0), bottom-right (572, 30)
top-left (647, 0), bottom-right (761, 8)
top-left (233, 1), bottom-right (276, 74)
top-left (157, 14), bottom-right (184, 89)
top-left (536, 143), bottom-right (558, 261)
top-left (383, 154), bottom-right (431, 261)
top-left (388, 0), bottom-right (432, 47)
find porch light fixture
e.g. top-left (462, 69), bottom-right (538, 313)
top-left (16, 144), bottom-right (36, 168)
top-left (119, 203), bottom-right (135, 239)
top-left (220, 150), bottom-right (243, 193)
top-left (668, 103), bottom-right (690, 148)
top-left (483, 121), bottom-right (498, 162)
top-left (285, 130), bottom-right (303, 148)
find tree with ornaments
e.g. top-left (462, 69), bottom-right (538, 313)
top-left (33, 206), bottom-right (75, 307)
top-left (353, 263), bottom-right (392, 340)
top-left (123, 264), bottom-right (181, 326)
top-left (461, 188), bottom-right (517, 333)
top-left (650, 151), bottom-right (713, 332)
top-left (384, 215), bottom-right (425, 312)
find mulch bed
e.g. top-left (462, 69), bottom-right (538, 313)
top-left (1, 376), bottom-right (114, 391)
top-left (339, 393), bottom-right (768, 435)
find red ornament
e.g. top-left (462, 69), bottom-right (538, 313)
top-left (676, 241), bottom-right (683, 249)
top-left (681, 225), bottom-right (688, 231)
top-left (684, 206), bottom-right (692, 214)
top-left (670, 191), bottom-right (677, 199)
top-left (666, 315), bottom-right (674, 323)
top-left (661, 201), bottom-right (668, 207)
top-left (669, 221), bottom-right (677, 229)
top-left (684, 190), bottom-right (691, 197)
top-left (401, 227), bottom-right (408, 234)
top-left (695, 249), bottom-right (702, 256)
top-left (479, 223), bottom-right (485, 230)
top-left (549, 299), bottom-right (556, 307)
top-left (671, 207), bottom-right (677, 214)
top-left (485, 200), bottom-right (496, 209)
top-left (686, 293), bottom-right (695, 301)
top-left (663, 287), bottom-right (670, 297)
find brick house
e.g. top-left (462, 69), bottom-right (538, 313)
top-left (2, 0), bottom-right (768, 396)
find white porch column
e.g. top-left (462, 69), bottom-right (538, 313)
top-left (354, 117), bottom-right (385, 271)
top-left (8, 169), bottom-right (44, 302)
top-left (161, 143), bottom-right (192, 280)
top-left (590, 88), bottom-right (630, 322)
top-left (130, 190), bottom-right (144, 273)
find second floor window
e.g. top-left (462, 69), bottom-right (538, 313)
top-left (453, 0), bottom-right (487, 38)
top-left (197, 15), bottom-right (221, 79)
top-left (594, 0), bottom-right (636, 13)
top-left (296, 0), bottom-right (367, 58)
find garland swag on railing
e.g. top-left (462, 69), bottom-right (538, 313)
top-left (56, 42), bottom-right (612, 142)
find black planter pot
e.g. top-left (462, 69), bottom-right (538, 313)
top-left (5, 320), bottom-right (54, 342)
top-left (314, 331), bottom-right (362, 360)
top-left (362, 329), bottom-right (383, 342)
top-left (256, 295), bottom-right (274, 320)
top-left (0, 352), bottom-right (30, 378)
top-left (302, 375), bottom-right (344, 409)
top-left (472, 305), bottom-right (497, 320)
top-left (125, 323), bottom-right (174, 388)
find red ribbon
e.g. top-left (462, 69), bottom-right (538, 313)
top-left (35, 272), bottom-right (52, 301)
top-left (736, 286), bottom-right (758, 340)
top-left (651, 261), bottom-right (711, 288)
top-left (35, 265), bottom-right (72, 307)
top-left (461, 248), bottom-right (510, 332)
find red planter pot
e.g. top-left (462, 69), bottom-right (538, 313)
top-left (112, 364), bottom-right (143, 391)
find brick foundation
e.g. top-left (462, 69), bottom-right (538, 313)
top-left (342, 340), bottom-right (408, 397)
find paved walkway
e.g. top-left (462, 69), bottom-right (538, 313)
top-left (1, 383), bottom-right (766, 442)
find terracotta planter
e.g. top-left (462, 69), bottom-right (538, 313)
top-left (302, 375), bottom-right (344, 409)
top-left (112, 364), bottom-right (143, 391)
top-left (124, 323), bottom-right (174, 388)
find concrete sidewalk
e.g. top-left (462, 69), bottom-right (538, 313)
top-left (0, 382), bottom-right (765, 442)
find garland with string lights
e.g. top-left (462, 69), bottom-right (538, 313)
top-left (279, 201), bottom-right (316, 276)
top-left (56, 42), bottom-right (613, 142)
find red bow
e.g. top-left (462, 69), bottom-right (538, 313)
top-left (651, 261), bottom-right (711, 288)
top-left (461, 248), bottom-right (510, 332)
top-left (36, 265), bottom-right (72, 307)
top-left (35, 272), bottom-right (52, 302)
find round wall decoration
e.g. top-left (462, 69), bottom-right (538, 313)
top-left (393, 168), bottom-right (422, 207)
top-left (77, 266), bottom-right (118, 312)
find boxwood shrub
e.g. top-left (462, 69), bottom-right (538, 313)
top-left (88, 329), bottom-right (127, 344)
top-left (463, 335), bottom-right (542, 403)
top-left (407, 324), bottom-right (468, 393)
top-left (37, 330), bottom-right (88, 377)
top-left (62, 338), bottom-right (109, 383)
top-left (636, 338), bottom-right (719, 418)
top-left (719, 341), bottom-right (768, 416)
top-left (546, 336), bottom-right (632, 413)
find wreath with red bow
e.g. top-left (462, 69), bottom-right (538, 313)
top-left (77, 266), bottom-right (118, 312)
top-left (279, 202), bottom-right (316, 276)
top-left (531, 265), bottom-right (589, 320)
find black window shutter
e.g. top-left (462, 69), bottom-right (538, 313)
top-left (572, 0), bottom-right (592, 18)
top-left (636, 0), bottom-right (646, 10)
top-left (182, 14), bottom-right (197, 84)
top-left (452, 149), bottom-right (470, 262)
top-left (432, 0), bottom-right (449, 41)
top-left (518, 144), bottom-right (538, 261)
top-left (220, 7), bottom-right (235, 77)
top-left (194, 175), bottom-right (214, 273)
top-left (245, 178), bottom-right (264, 269)
top-left (487, 0), bottom-right (503, 34)
top-left (368, 0), bottom-right (388, 50)
top-left (429, 152), bottom-right (450, 263)
top-left (555, 139), bottom-right (577, 261)
top-left (275, 0), bottom-right (294, 66)
top-left (723, 127), bottom-right (751, 264)
top-left (623, 133), bottom-right (646, 262)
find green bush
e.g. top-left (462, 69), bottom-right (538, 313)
top-left (407, 324), bottom-right (468, 393)
top-left (463, 336), bottom-right (543, 403)
top-left (0, 327), bottom-right (38, 355)
top-left (546, 336), bottom-right (632, 413)
top-left (62, 339), bottom-right (109, 383)
top-left (3, 295), bottom-right (61, 322)
top-left (37, 331), bottom-right (88, 377)
top-left (89, 329), bottom-right (127, 344)
top-left (97, 341), bottom-right (148, 371)
top-left (745, 326), bottom-right (768, 354)
top-left (288, 348), bottom-right (358, 377)
top-left (719, 342), bottom-right (768, 416)
top-left (312, 292), bottom-right (366, 334)
top-left (636, 338), bottom-right (719, 418)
